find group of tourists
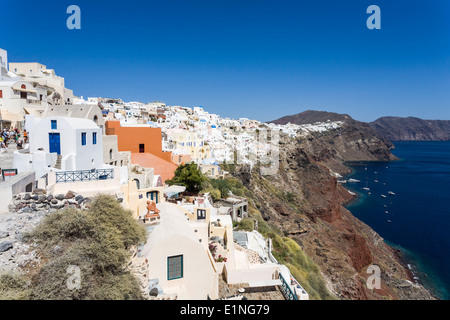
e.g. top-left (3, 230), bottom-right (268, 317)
top-left (0, 128), bottom-right (28, 150)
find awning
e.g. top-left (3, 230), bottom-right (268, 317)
top-left (12, 86), bottom-right (36, 93)
top-left (163, 185), bottom-right (186, 195)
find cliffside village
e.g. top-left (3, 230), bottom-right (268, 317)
top-left (0, 48), bottom-right (344, 300)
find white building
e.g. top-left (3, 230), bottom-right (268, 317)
top-left (0, 48), bottom-right (8, 71)
top-left (24, 115), bottom-right (104, 171)
top-left (141, 202), bottom-right (219, 300)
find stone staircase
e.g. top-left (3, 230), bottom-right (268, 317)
top-left (54, 155), bottom-right (62, 169)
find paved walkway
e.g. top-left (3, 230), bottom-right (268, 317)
top-left (0, 143), bottom-right (17, 181)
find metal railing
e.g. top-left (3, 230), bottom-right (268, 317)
top-left (26, 99), bottom-right (42, 105)
top-left (279, 273), bottom-right (298, 301)
top-left (55, 169), bottom-right (114, 183)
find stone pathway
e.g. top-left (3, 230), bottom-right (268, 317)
top-left (218, 275), bottom-right (285, 300)
top-left (0, 210), bottom-right (48, 275)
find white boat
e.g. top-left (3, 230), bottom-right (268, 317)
top-left (362, 187), bottom-right (370, 191)
top-left (348, 179), bottom-right (360, 183)
top-left (381, 194), bottom-right (387, 198)
top-left (337, 180), bottom-right (347, 184)
top-left (374, 180), bottom-right (379, 183)
top-left (387, 220), bottom-right (392, 223)
top-left (385, 211), bottom-right (389, 214)
top-left (388, 191), bottom-right (395, 195)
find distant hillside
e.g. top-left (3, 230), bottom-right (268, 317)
top-left (269, 110), bottom-right (351, 125)
top-left (370, 117), bottom-right (450, 141)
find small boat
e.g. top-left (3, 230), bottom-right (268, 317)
top-left (362, 187), bottom-right (370, 191)
top-left (381, 194), bottom-right (387, 198)
top-left (387, 220), bottom-right (392, 223)
top-left (385, 211), bottom-right (389, 214)
top-left (384, 205), bottom-right (387, 207)
top-left (374, 180), bottom-right (379, 183)
top-left (337, 180), bottom-right (347, 184)
top-left (348, 178), bottom-right (360, 183)
top-left (368, 192), bottom-right (371, 195)
top-left (388, 191), bottom-right (395, 195)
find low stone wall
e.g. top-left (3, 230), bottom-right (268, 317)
top-left (8, 190), bottom-right (94, 214)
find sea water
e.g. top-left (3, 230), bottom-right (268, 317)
top-left (345, 141), bottom-right (450, 300)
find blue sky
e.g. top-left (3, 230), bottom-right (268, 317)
top-left (1, 0), bottom-right (449, 122)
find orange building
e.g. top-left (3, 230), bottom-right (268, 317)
top-left (131, 153), bottom-right (177, 182)
top-left (171, 153), bottom-right (192, 166)
top-left (106, 121), bottom-right (177, 182)
top-left (105, 121), bottom-right (172, 162)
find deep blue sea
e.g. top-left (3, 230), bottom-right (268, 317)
top-left (344, 141), bottom-right (450, 300)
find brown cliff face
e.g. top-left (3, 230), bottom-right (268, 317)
top-left (370, 116), bottom-right (450, 141)
top-left (233, 118), bottom-right (434, 300)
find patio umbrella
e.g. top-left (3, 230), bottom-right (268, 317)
top-left (164, 185), bottom-right (186, 198)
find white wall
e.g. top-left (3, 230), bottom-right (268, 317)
top-left (13, 150), bottom-right (56, 179)
top-left (0, 48), bottom-right (7, 70)
top-left (27, 115), bottom-right (104, 171)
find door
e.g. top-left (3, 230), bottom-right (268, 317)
top-left (147, 191), bottom-right (159, 203)
top-left (197, 209), bottom-right (206, 220)
top-left (49, 133), bottom-right (61, 155)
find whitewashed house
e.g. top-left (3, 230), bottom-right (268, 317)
top-left (25, 115), bottom-right (104, 171)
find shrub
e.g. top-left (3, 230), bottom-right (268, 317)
top-left (237, 219), bottom-right (254, 231)
top-left (166, 163), bottom-right (206, 192)
top-left (18, 194), bottom-right (147, 300)
top-left (0, 273), bottom-right (31, 300)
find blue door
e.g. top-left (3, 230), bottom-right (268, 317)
top-left (49, 133), bottom-right (61, 155)
top-left (147, 191), bottom-right (159, 203)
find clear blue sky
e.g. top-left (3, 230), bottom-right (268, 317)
top-left (1, 0), bottom-right (449, 122)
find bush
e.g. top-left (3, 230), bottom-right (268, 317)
top-left (18, 194), bottom-right (147, 300)
top-left (200, 188), bottom-right (221, 201)
top-left (0, 273), bottom-right (31, 300)
top-left (237, 219), bottom-right (254, 231)
top-left (166, 163), bottom-right (206, 192)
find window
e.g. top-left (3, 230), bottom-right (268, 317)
top-left (81, 132), bottom-right (86, 145)
top-left (51, 120), bottom-right (57, 129)
top-left (167, 255), bottom-right (183, 280)
top-left (197, 209), bottom-right (206, 220)
top-left (93, 132), bottom-right (97, 145)
top-left (139, 144), bottom-right (145, 153)
top-left (0, 90), bottom-right (2, 98)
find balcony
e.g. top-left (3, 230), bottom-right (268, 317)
top-left (26, 99), bottom-right (42, 105)
top-left (55, 169), bottom-right (114, 184)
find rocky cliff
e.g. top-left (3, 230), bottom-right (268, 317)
top-left (370, 116), bottom-right (450, 141)
top-left (233, 111), bottom-right (434, 299)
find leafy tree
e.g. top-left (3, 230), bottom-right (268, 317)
top-left (166, 163), bottom-right (206, 192)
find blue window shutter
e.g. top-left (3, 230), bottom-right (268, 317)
top-left (81, 132), bottom-right (86, 145)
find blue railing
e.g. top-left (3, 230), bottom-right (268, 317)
top-left (55, 169), bottom-right (114, 183)
top-left (279, 273), bottom-right (298, 301)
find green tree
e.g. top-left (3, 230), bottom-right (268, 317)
top-left (166, 163), bottom-right (206, 192)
